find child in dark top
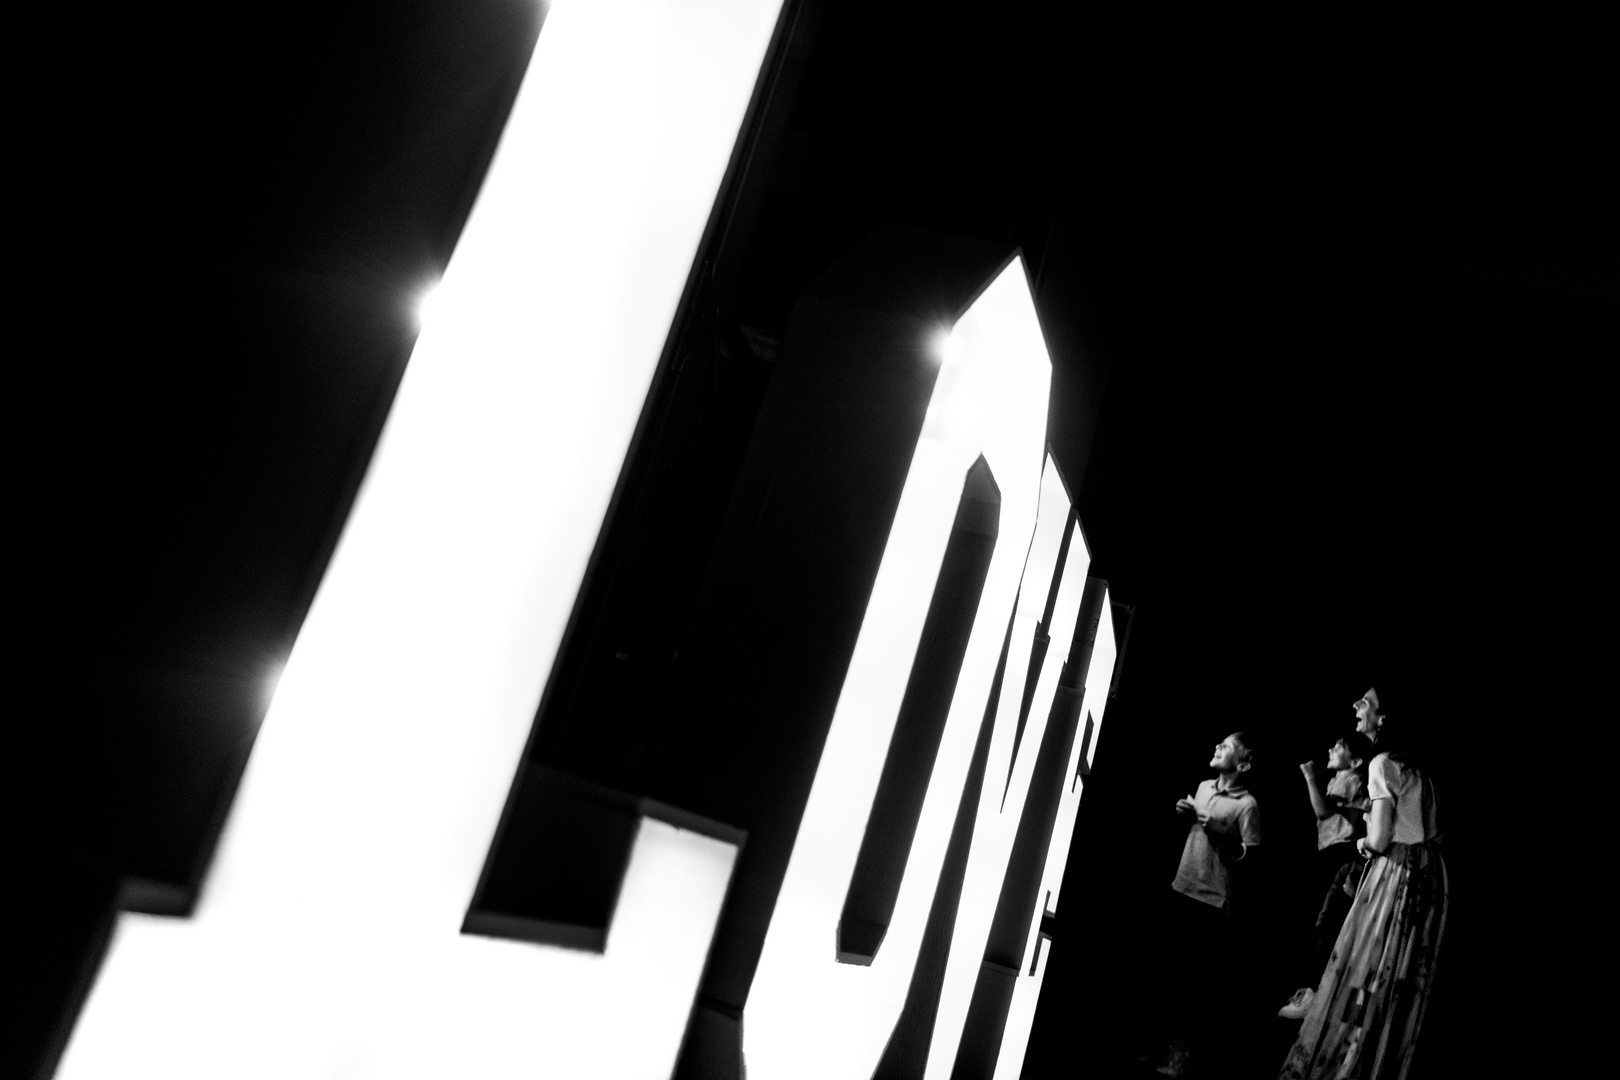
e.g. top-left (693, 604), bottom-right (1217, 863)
top-left (1142, 733), bottom-right (1264, 1078)
top-left (1277, 731), bottom-right (1373, 1020)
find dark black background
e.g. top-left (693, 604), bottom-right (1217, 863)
top-left (14, 1), bottom-right (1612, 1077)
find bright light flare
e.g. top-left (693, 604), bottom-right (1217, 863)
top-left (258, 661), bottom-right (284, 712)
top-left (936, 326), bottom-right (968, 366)
top-left (413, 282), bottom-right (442, 329)
top-left (922, 323), bottom-right (988, 447)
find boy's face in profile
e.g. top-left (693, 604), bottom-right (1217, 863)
top-left (1209, 735), bottom-right (1248, 776)
top-left (1326, 739), bottom-right (1361, 771)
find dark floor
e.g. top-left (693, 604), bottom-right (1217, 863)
top-left (1023, 1010), bottom-right (1303, 1079)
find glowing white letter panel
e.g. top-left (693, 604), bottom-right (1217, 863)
top-left (58, 2), bottom-right (784, 1078)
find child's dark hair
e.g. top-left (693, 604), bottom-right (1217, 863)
top-left (1339, 731), bottom-right (1374, 768)
top-left (1228, 731), bottom-right (1255, 770)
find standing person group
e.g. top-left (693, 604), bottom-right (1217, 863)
top-left (1279, 687), bottom-right (1448, 1080)
top-left (1140, 688), bottom-right (1447, 1080)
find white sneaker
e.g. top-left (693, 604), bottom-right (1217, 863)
top-left (1278, 987), bottom-right (1314, 1020)
top-left (1155, 1040), bottom-right (1190, 1077)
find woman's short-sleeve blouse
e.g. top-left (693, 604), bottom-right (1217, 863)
top-left (1367, 752), bottom-right (1442, 845)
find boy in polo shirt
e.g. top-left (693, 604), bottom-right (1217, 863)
top-left (1172, 733), bottom-right (1263, 908)
top-left (1144, 732), bottom-right (1263, 1078)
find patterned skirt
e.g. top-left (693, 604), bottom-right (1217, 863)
top-left (1279, 841), bottom-right (1448, 1080)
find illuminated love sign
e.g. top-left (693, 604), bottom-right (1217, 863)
top-left (57, 4), bottom-right (1117, 1079)
top-left (738, 256), bottom-right (1116, 1080)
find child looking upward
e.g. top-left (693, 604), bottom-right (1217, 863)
top-left (1143, 733), bottom-right (1263, 1078)
top-left (1278, 731), bottom-right (1372, 1019)
top-left (1305, 732), bottom-right (1373, 850)
top-left (1171, 733), bottom-right (1264, 910)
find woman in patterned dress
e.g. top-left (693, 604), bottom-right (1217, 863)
top-left (1279, 687), bottom-right (1447, 1080)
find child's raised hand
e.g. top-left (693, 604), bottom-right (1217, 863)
top-left (1299, 760), bottom-right (1318, 779)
